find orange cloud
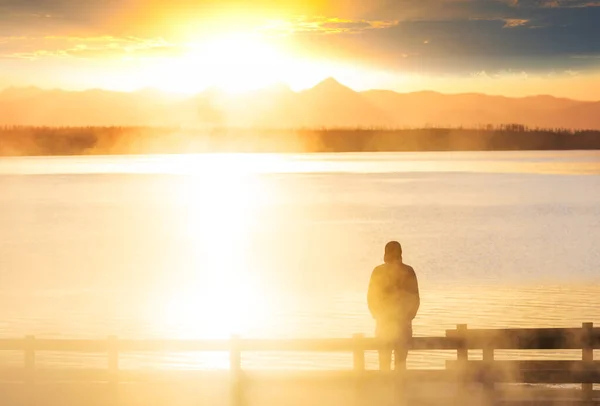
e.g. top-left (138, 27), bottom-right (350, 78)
top-left (260, 16), bottom-right (398, 36)
top-left (503, 19), bottom-right (530, 27)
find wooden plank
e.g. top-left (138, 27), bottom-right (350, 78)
top-left (501, 388), bottom-right (600, 400)
top-left (496, 402), bottom-right (600, 406)
top-left (242, 370), bottom-right (461, 384)
top-left (0, 368), bottom-right (459, 384)
top-left (1, 325), bottom-right (600, 354)
top-left (117, 369), bottom-right (230, 382)
top-left (25, 339), bottom-right (110, 352)
top-left (1, 336), bottom-right (463, 354)
top-left (452, 368), bottom-right (600, 384)
top-left (446, 360), bottom-right (600, 371)
top-left (445, 326), bottom-right (600, 349)
top-left (35, 369), bottom-right (111, 382)
top-left (0, 337), bottom-right (458, 354)
top-left (446, 360), bottom-right (600, 384)
top-left (116, 339), bottom-right (230, 352)
top-left (236, 337), bottom-right (456, 352)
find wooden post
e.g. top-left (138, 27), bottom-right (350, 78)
top-left (582, 323), bottom-right (593, 404)
top-left (353, 334), bottom-right (365, 372)
top-left (108, 336), bottom-right (119, 406)
top-left (482, 346), bottom-right (495, 404)
top-left (24, 335), bottom-right (35, 406)
top-left (353, 334), bottom-right (365, 406)
top-left (230, 335), bottom-right (243, 406)
top-left (456, 325), bottom-right (469, 405)
top-left (457, 325), bottom-right (469, 364)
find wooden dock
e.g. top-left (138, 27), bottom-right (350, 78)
top-left (1, 323), bottom-right (600, 406)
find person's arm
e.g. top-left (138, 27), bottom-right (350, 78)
top-left (367, 268), bottom-right (383, 319)
top-left (405, 267), bottom-right (420, 321)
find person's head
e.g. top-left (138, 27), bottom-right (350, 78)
top-left (384, 241), bottom-right (402, 264)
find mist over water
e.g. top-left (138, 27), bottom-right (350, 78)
top-left (1, 150), bottom-right (600, 371)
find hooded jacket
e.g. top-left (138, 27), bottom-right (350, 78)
top-left (367, 261), bottom-right (420, 323)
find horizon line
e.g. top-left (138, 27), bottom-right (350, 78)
top-left (1, 78), bottom-right (597, 103)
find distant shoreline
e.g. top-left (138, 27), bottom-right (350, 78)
top-left (2, 126), bottom-right (600, 156)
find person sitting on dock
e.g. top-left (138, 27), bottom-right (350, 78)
top-left (367, 241), bottom-right (420, 371)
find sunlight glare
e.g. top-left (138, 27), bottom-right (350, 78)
top-left (155, 32), bottom-right (292, 93)
top-left (157, 161), bottom-right (271, 341)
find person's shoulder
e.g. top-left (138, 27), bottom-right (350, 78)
top-left (371, 264), bottom-right (387, 275)
top-left (403, 263), bottom-right (417, 275)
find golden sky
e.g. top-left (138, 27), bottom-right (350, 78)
top-left (1, 0), bottom-right (600, 99)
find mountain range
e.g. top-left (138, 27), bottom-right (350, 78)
top-left (1, 78), bottom-right (599, 129)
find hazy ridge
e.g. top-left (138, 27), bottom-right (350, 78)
top-left (1, 78), bottom-right (600, 129)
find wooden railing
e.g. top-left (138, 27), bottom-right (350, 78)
top-left (1, 323), bottom-right (599, 405)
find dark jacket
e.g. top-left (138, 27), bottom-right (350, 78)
top-left (367, 261), bottom-right (420, 322)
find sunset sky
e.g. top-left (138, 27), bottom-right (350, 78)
top-left (1, 0), bottom-right (599, 99)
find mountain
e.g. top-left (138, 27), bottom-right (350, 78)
top-left (0, 79), bottom-right (599, 129)
top-left (295, 78), bottom-right (391, 127)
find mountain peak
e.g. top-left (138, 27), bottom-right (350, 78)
top-left (308, 77), bottom-right (355, 95)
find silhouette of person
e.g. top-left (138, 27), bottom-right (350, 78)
top-left (367, 241), bottom-right (420, 371)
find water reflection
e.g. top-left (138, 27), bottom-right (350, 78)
top-left (0, 151), bottom-right (599, 371)
top-left (156, 172), bottom-right (272, 341)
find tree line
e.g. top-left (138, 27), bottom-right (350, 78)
top-left (1, 125), bottom-right (600, 156)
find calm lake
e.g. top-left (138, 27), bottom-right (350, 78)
top-left (1, 151), bottom-right (600, 370)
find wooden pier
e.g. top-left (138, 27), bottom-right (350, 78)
top-left (1, 323), bottom-right (599, 406)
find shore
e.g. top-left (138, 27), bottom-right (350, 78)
top-left (2, 126), bottom-right (600, 156)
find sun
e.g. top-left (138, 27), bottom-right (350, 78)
top-left (153, 32), bottom-right (293, 94)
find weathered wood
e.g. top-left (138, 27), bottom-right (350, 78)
top-left (3, 324), bottom-right (600, 400)
top-left (448, 359), bottom-right (600, 384)
top-left (454, 325), bottom-right (469, 406)
top-left (496, 402), bottom-right (600, 406)
top-left (0, 326), bottom-right (599, 353)
top-left (482, 345), bottom-right (495, 402)
top-left (353, 333), bottom-right (365, 372)
top-left (446, 365), bottom-right (600, 384)
top-left (0, 368), bottom-right (459, 383)
top-left (583, 322), bottom-right (594, 404)
top-left (445, 327), bottom-right (600, 349)
top-left (456, 325), bottom-right (469, 363)
top-left (447, 360), bottom-right (600, 371)
top-left (0, 336), bottom-right (460, 352)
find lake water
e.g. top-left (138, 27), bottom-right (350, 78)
top-left (1, 151), bottom-right (600, 371)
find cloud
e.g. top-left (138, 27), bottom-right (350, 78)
top-left (503, 19), bottom-right (530, 27)
top-left (0, 36), bottom-right (178, 60)
top-left (285, 11), bottom-right (600, 76)
top-left (505, 0), bottom-right (600, 7)
top-left (1, 0), bottom-right (600, 81)
top-left (261, 16), bottom-right (398, 36)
